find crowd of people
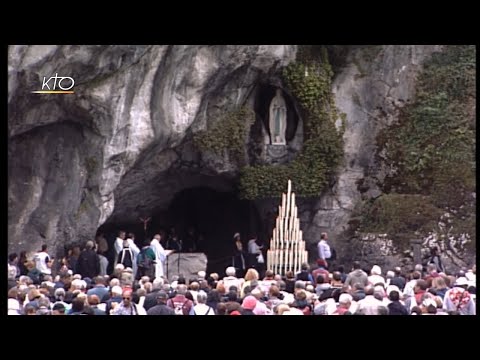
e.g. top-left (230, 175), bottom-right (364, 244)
top-left (7, 232), bottom-right (476, 315)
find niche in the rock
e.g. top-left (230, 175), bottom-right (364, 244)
top-left (254, 84), bottom-right (299, 144)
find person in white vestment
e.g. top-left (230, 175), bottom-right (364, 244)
top-left (114, 231), bottom-right (126, 268)
top-left (114, 231), bottom-right (140, 277)
top-left (150, 234), bottom-right (167, 280)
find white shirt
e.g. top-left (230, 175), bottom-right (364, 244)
top-left (317, 240), bottom-right (330, 260)
top-left (248, 240), bottom-right (261, 254)
top-left (190, 303), bottom-right (215, 315)
top-left (222, 276), bottom-right (244, 293)
top-left (34, 251), bottom-right (51, 274)
top-left (368, 275), bottom-right (386, 287)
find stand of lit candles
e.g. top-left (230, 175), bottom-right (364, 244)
top-left (267, 180), bottom-right (308, 275)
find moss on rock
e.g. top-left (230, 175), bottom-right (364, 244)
top-left (361, 45), bottom-right (476, 250)
top-left (239, 46), bottom-right (345, 200)
top-left (194, 107), bottom-right (254, 163)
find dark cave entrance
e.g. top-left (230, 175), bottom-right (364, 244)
top-left (99, 186), bottom-right (263, 276)
top-left (157, 187), bottom-right (262, 275)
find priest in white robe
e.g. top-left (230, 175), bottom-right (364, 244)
top-left (150, 234), bottom-right (167, 280)
top-left (125, 233), bottom-right (140, 277)
top-left (114, 231), bottom-right (127, 268)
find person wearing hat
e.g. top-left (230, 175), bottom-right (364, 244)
top-left (146, 291), bottom-right (175, 315)
top-left (241, 295), bottom-right (257, 315)
top-left (443, 277), bottom-right (475, 315)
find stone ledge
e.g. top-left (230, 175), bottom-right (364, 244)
top-left (165, 252), bottom-right (207, 282)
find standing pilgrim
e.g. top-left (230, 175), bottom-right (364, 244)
top-left (232, 233), bottom-right (246, 278)
top-left (248, 236), bottom-right (265, 277)
top-left (33, 244), bottom-right (52, 281)
top-left (317, 232), bottom-right (332, 269)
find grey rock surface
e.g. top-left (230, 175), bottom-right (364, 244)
top-left (166, 253), bottom-right (207, 282)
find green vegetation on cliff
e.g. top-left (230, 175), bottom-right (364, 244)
top-left (360, 45), bottom-right (476, 250)
top-left (239, 46), bottom-right (345, 199)
top-left (194, 107), bottom-right (254, 163)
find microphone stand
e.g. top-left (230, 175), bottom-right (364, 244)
top-left (177, 252), bottom-right (181, 276)
top-left (166, 254), bottom-right (169, 280)
top-left (177, 241), bottom-right (183, 276)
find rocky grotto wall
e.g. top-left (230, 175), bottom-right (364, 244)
top-left (8, 45), bottom-right (475, 271)
top-left (8, 45), bottom-right (296, 257)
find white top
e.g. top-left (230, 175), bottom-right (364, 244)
top-left (190, 303), bottom-right (215, 315)
top-left (34, 251), bottom-right (51, 274)
top-left (317, 240), bottom-right (330, 260)
top-left (248, 240), bottom-right (261, 254)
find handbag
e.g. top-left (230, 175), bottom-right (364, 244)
top-left (257, 253), bottom-right (265, 264)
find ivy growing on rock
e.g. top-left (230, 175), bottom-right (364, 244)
top-left (194, 107), bottom-right (254, 163)
top-left (239, 46), bottom-right (345, 199)
top-left (360, 45), bottom-right (476, 250)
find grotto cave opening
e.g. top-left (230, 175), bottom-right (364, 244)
top-left (98, 185), bottom-right (264, 276)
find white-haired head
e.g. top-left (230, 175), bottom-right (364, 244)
top-left (371, 265), bottom-right (382, 276)
top-left (153, 277), bottom-right (164, 289)
top-left (109, 278), bottom-right (120, 288)
top-left (325, 298), bottom-right (338, 315)
top-left (196, 290), bottom-right (208, 304)
top-left (54, 288), bottom-right (66, 298)
top-left (111, 286), bottom-right (123, 296)
top-left (115, 263), bottom-right (125, 271)
top-left (71, 279), bottom-right (84, 290)
top-left (339, 293), bottom-right (353, 304)
top-left (226, 267), bottom-right (236, 277)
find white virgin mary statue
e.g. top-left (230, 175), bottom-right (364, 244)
top-left (269, 89), bottom-right (287, 145)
